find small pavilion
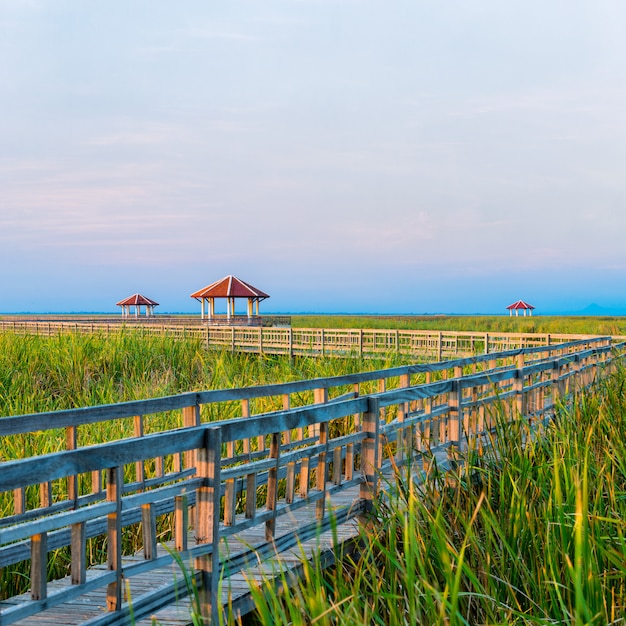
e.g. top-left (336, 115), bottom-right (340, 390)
top-left (506, 300), bottom-right (535, 317)
top-left (116, 294), bottom-right (159, 317)
top-left (190, 275), bottom-right (269, 323)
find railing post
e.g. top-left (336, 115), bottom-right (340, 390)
top-left (66, 425), bottom-right (78, 504)
top-left (195, 426), bottom-right (222, 626)
top-left (30, 532), bottom-right (48, 601)
top-left (448, 379), bottom-right (462, 448)
top-left (359, 396), bottom-right (380, 521)
top-left (71, 522), bottom-right (87, 585)
top-left (453, 365), bottom-right (466, 438)
top-left (314, 388), bottom-right (329, 519)
top-left (345, 383), bottom-right (360, 482)
top-left (242, 398), bottom-right (258, 518)
top-left (133, 415), bottom-right (145, 488)
top-left (265, 431), bottom-right (280, 539)
top-left (515, 353), bottom-right (525, 418)
top-left (572, 354), bottom-right (582, 393)
top-left (551, 360), bottom-right (562, 408)
top-left (142, 503), bottom-right (157, 560)
top-left (396, 373), bottom-right (410, 463)
top-left (106, 466), bottom-right (123, 611)
top-left (284, 394), bottom-right (298, 503)
top-left (175, 494), bottom-right (189, 552)
top-left (183, 401), bottom-right (201, 465)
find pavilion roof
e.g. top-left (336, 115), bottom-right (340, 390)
top-left (116, 293), bottom-right (159, 307)
top-left (506, 299), bottom-right (535, 310)
top-left (190, 275), bottom-right (270, 301)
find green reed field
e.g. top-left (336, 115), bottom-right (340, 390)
top-left (0, 330), bottom-right (408, 420)
top-left (2, 322), bottom-right (626, 623)
top-left (0, 330), bottom-right (409, 600)
top-left (292, 314), bottom-right (626, 336)
top-left (240, 365), bottom-right (626, 626)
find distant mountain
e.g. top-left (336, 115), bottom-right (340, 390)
top-left (573, 303), bottom-right (626, 316)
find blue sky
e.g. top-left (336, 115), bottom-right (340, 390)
top-left (1, 1), bottom-right (626, 315)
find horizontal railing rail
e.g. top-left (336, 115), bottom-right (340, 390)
top-left (0, 336), bottom-right (621, 625)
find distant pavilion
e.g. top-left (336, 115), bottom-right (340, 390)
top-left (116, 294), bottom-right (159, 317)
top-left (190, 275), bottom-right (270, 323)
top-left (506, 300), bottom-right (535, 317)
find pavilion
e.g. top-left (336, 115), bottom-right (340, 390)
top-left (116, 294), bottom-right (159, 317)
top-left (506, 300), bottom-right (535, 317)
top-left (190, 275), bottom-right (270, 323)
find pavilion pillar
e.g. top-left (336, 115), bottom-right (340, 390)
top-left (247, 298), bottom-right (252, 319)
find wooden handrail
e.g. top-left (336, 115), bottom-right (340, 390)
top-left (0, 318), bottom-right (608, 360)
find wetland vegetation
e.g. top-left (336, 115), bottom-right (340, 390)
top-left (1, 319), bottom-right (625, 623)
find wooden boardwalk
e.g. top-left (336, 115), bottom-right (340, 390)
top-left (7, 488), bottom-right (364, 626)
top-left (0, 316), bottom-right (598, 360)
top-left (0, 335), bottom-right (621, 625)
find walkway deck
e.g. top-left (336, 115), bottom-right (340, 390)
top-left (7, 488), bottom-right (364, 626)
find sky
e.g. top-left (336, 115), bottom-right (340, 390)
top-left (2, 1), bottom-right (626, 315)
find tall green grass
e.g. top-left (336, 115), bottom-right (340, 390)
top-left (241, 366), bottom-right (626, 625)
top-left (0, 330), bottom-right (409, 422)
top-left (292, 314), bottom-right (626, 336)
top-left (0, 330), bottom-right (412, 600)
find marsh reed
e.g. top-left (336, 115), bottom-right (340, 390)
top-left (241, 365), bottom-right (626, 625)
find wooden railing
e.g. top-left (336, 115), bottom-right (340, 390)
top-left (0, 318), bottom-right (600, 359)
top-left (0, 314), bottom-right (292, 328)
top-left (0, 336), bottom-right (619, 624)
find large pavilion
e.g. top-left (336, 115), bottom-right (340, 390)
top-left (116, 293), bottom-right (159, 317)
top-left (190, 275), bottom-right (270, 323)
top-left (506, 299), bottom-right (535, 317)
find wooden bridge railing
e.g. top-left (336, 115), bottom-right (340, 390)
top-left (0, 336), bottom-right (619, 625)
top-left (0, 318), bottom-right (602, 359)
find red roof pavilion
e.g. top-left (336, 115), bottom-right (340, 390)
top-left (190, 275), bottom-right (269, 322)
top-left (116, 293), bottom-right (159, 317)
top-left (506, 299), bottom-right (535, 317)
